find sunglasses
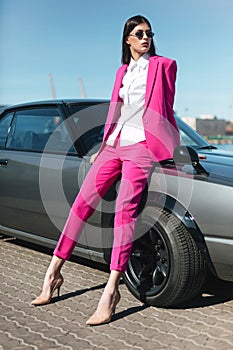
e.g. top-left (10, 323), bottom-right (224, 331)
top-left (129, 30), bottom-right (154, 40)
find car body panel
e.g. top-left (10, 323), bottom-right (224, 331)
top-left (148, 168), bottom-right (233, 279)
top-left (0, 99), bottom-right (232, 282)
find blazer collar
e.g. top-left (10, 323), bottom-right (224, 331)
top-left (128, 53), bottom-right (150, 72)
top-left (114, 56), bottom-right (159, 105)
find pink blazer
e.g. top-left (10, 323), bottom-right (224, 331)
top-left (102, 55), bottom-right (180, 162)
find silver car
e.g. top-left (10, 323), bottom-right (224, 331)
top-left (0, 99), bottom-right (232, 307)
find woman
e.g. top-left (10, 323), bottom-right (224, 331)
top-left (31, 15), bottom-right (180, 325)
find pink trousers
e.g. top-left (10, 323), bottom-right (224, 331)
top-left (53, 140), bottom-right (154, 273)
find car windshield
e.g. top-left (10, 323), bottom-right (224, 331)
top-left (176, 116), bottom-right (211, 149)
top-left (66, 103), bottom-right (212, 152)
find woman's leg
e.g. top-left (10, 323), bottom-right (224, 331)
top-left (31, 255), bottom-right (64, 305)
top-left (86, 142), bottom-right (154, 325)
top-left (86, 270), bottom-right (121, 325)
top-left (54, 146), bottom-right (122, 259)
top-left (110, 141), bottom-right (154, 272)
top-left (32, 146), bottom-right (122, 305)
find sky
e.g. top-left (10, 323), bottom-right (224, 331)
top-left (1, 0), bottom-right (233, 120)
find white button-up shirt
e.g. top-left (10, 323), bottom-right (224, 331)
top-left (107, 53), bottom-right (150, 146)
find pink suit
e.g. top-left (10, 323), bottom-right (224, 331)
top-left (100, 55), bottom-right (180, 162)
top-left (54, 55), bottom-right (180, 272)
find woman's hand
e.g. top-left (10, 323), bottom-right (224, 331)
top-left (90, 151), bottom-right (99, 165)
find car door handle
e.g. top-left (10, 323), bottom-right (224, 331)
top-left (0, 159), bottom-right (8, 166)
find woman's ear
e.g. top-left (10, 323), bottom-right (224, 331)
top-left (125, 36), bottom-right (130, 45)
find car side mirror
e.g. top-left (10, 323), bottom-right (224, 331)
top-left (173, 146), bottom-right (208, 175)
top-left (173, 145), bottom-right (199, 164)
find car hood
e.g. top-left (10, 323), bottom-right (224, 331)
top-left (201, 148), bottom-right (233, 165)
top-left (199, 148), bottom-right (233, 181)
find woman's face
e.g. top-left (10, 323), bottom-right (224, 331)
top-left (126, 22), bottom-right (153, 61)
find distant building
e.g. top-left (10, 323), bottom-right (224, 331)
top-left (180, 115), bottom-right (227, 137)
top-left (199, 114), bottom-right (216, 120)
top-left (196, 118), bottom-right (226, 137)
top-left (226, 121), bottom-right (233, 135)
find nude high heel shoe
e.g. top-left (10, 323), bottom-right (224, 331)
top-left (86, 291), bottom-right (121, 326)
top-left (31, 274), bottom-right (64, 306)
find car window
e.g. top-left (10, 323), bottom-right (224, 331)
top-left (179, 129), bottom-right (198, 146)
top-left (6, 108), bottom-right (76, 153)
top-left (176, 117), bottom-right (209, 149)
top-left (68, 103), bottom-right (108, 155)
top-left (72, 116), bottom-right (104, 155)
top-left (0, 112), bottom-right (14, 148)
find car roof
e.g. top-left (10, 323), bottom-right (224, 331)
top-left (0, 99), bottom-right (109, 113)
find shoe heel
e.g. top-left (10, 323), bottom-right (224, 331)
top-left (31, 274), bottom-right (64, 306)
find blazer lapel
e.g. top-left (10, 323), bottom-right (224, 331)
top-left (112, 64), bottom-right (128, 102)
top-left (145, 56), bottom-right (159, 107)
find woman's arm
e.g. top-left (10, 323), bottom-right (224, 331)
top-left (163, 59), bottom-right (177, 114)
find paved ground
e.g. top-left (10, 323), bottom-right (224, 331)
top-left (1, 236), bottom-right (233, 350)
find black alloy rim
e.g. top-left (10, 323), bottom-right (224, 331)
top-left (127, 223), bottom-right (170, 297)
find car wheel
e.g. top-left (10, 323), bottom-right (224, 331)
top-left (123, 207), bottom-right (206, 307)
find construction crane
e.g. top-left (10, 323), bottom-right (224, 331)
top-left (48, 73), bottom-right (56, 99)
top-left (79, 78), bottom-right (86, 98)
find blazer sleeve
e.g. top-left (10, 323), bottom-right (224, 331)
top-left (163, 59), bottom-right (177, 113)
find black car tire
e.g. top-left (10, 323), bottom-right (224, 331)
top-left (123, 207), bottom-right (206, 307)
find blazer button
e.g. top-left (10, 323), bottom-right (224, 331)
top-left (143, 119), bottom-right (148, 123)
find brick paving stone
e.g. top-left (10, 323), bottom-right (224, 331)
top-left (1, 238), bottom-right (233, 350)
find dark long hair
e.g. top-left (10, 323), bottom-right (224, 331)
top-left (121, 15), bottom-right (156, 64)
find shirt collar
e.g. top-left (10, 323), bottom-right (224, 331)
top-left (128, 53), bottom-right (150, 72)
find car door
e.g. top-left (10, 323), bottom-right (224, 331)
top-left (0, 105), bottom-right (88, 248)
top-left (66, 102), bottom-right (113, 255)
